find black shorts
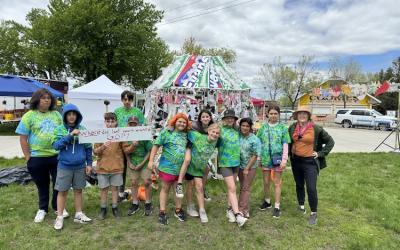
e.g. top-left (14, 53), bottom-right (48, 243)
top-left (185, 173), bottom-right (203, 181)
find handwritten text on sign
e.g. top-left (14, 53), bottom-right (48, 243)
top-left (79, 126), bottom-right (153, 143)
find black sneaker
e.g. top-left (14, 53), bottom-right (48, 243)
top-left (174, 209), bottom-right (186, 222)
top-left (259, 200), bottom-right (272, 210)
top-left (144, 203), bottom-right (152, 216)
top-left (298, 206), bottom-right (306, 215)
top-left (308, 213), bottom-right (317, 225)
top-left (112, 207), bottom-right (120, 218)
top-left (159, 212), bottom-right (168, 225)
top-left (204, 189), bottom-right (211, 202)
top-left (99, 207), bottom-right (107, 220)
top-left (175, 183), bottom-right (184, 198)
top-left (272, 208), bottom-right (280, 218)
top-left (127, 203), bottom-right (140, 216)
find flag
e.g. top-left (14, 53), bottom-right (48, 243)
top-left (375, 81), bottom-right (390, 96)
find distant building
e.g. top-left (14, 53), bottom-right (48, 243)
top-left (298, 76), bottom-right (381, 116)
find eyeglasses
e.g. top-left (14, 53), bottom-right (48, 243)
top-left (128, 122), bottom-right (138, 125)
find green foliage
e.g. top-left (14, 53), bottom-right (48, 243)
top-left (0, 0), bottom-right (173, 89)
top-left (0, 122), bottom-right (18, 135)
top-left (375, 57), bottom-right (400, 114)
top-left (179, 37), bottom-right (236, 64)
top-left (0, 153), bottom-right (399, 249)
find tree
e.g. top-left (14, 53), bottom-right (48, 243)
top-left (0, 21), bottom-right (35, 76)
top-left (281, 55), bottom-right (317, 109)
top-left (375, 58), bottom-right (399, 114)
top-left (328, 56), bottom-right (364, 83)
top-left (343, 58), bottom-right (363, 83)
top-left (179, 36), bottom-right (236, 64)
top-left (253, 57), bottom-right (287, 101)
top-left (0, 0), bottom-right (173, 89)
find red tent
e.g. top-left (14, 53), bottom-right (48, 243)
top-left (251, 97), bottom-right (265, 106)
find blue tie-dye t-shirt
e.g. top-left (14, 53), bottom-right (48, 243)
top-left (217, 126), bottom-right (240, 168)
top-left (154, 129), bottom-right (187, 175)
top-left (15, 110), bottom-right (63, 157)
top-left (239, 133), bottom-right (261, 169)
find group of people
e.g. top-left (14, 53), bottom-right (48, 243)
top-left (16, 88), bottom-right (334, 231)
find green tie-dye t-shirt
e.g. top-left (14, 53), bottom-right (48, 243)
top-left (256, 123), bottom-right (291, 168)
top-left (154, 129), bottom-right (187, 175)
top-left (114, 106), bottom-right (145, 127)
top-left (239, 133), bottom-right (261, 169)
top-left (187, 130), bottom-right (218, 177)
top-left (127, 140), bottom-right (153, 168)
top-left (15, 110), bottom-right (63, 157)
top-left (217, 126), bottom-right (240, 168)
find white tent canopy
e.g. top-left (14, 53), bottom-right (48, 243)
top-left (68, 75), bottom-right (125, 128)
top-left (69, 75), bottom-right (124, 99)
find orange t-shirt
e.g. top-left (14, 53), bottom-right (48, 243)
top-left (292, 127), bottom-right (314, 157)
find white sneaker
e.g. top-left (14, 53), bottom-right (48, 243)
top-left (175, 184), bottom-right (184, 198)
top-left (187, 204), bottom-right (199, 217)
top-left (73, 212), bottom-right (92, 223)
top-left (54, 216), bottom-right (64, 230)
top-left (55, 209), bottom-right (69, 218)
top-left (236, 213), bottom-right (248, 227)
top-left (226, 209), bottom-right (236, 223)
top-left (34, 209), bottom-right (47, 223)
top-left (199, 209), bottom-right (208, 223)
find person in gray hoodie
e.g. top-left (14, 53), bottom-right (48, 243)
top-left (52, 103), bottom-right (93, 230)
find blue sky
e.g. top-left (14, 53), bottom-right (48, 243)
top-left (318, 50), bottom-right (400, 72)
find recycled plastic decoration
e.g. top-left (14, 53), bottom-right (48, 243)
top-left (144, 55), bottom-right (256, 132)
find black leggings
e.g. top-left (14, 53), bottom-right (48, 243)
top-left (27, 156), bottom-right (58, 212)
top-left (291, 156), bottom-right (318, 212)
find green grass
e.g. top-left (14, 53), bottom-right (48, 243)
top-left (0, 153), bottom-right (399, 249)
top-left (0, 157), bottom-right (25, 169)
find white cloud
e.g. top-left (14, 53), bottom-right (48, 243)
top-left (1, 0), bottom-right (400, 81)
top-left (0, 0), bottom-right (48, 25)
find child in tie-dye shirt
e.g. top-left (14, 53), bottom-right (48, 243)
top-left (217, 109), bottom-right (247, 227)
top-left (257, 106), bottom-right (290, 218)
top-left (148, 113), bottom-right (189, 225)
top-left (177, 123), bottom-right (220, 223)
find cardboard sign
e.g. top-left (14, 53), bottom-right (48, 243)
top-left (79, 126), bottom-right (152, 143)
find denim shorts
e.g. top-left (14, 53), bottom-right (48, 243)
top-left (55, 167), bottom-right (86, 191)
top-left (97, 173), bottom-right (123, 189)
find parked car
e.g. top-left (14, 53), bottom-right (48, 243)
top-left (280, 109), bottom-right (294, 122)
top-left (334, 109), bottom-right (397, 130)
